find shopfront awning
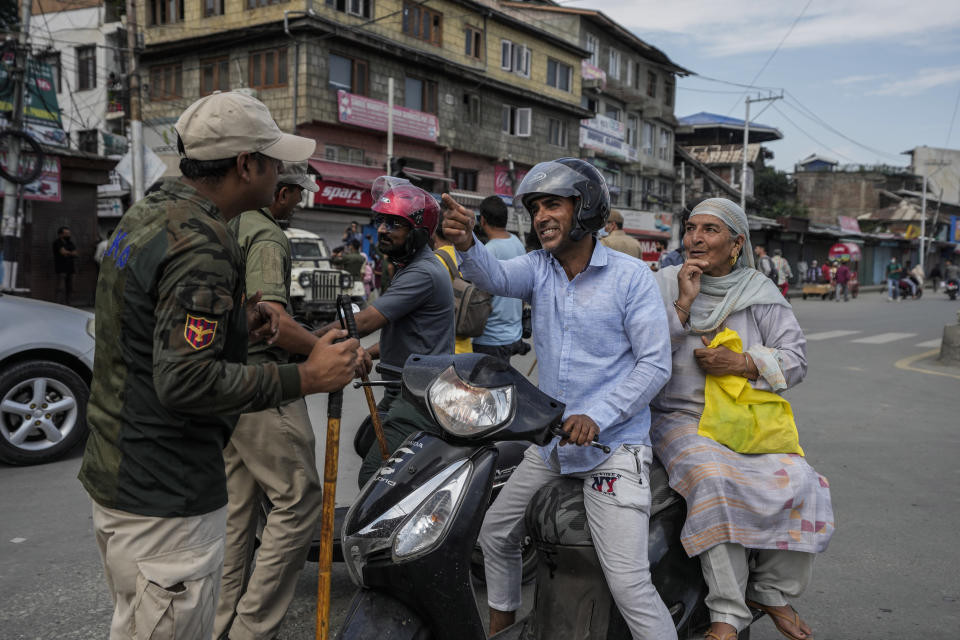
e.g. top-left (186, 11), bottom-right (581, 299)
top-left (402, 167), bottom-right (455, 183)
top-left (307, 159), bottom-right (384, 188)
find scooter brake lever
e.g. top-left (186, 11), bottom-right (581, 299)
top-left (352, 380), bottom-right (403, 389)
top-left (550, 426), bottom-right (611, 454)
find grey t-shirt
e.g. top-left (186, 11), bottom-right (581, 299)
top-left (373, 245), bottom-right (455, 376)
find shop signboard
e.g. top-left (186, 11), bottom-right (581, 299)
top-left (581, 61), bottom-right (607, 88)
top-left (579, 114), bottom-right (638, 162)
top-left (494, 164), bottom-right (529, 196)
top-left (311, 181), bottom-right (374, 209)
top-left (0, 153), bottom-right (60, 202)
top-left (337, 90), bottom-right (438, 142)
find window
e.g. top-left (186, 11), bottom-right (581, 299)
top-left (326, 0), bottom-right (372, 18)
top-left (149, 63), bottom-right (182, 101)
top-left (463, 92), bottom-right (481, 125)
top-left (403, 1), bottom-right (443, 46)
top-left (452, 168), bottom-right (478, 192)
top-left (38, 51), bottom-right (61, 93)
top-left (608, 48), bottom-right (621, 80)
top-left (581, 95), bottom-right (598, 114)
top-left (247, 0), bottom-right (286, 7)
top-left (659, 180), bottom-right (671, 202)
top-left (77, 129), bottom-right (98, 154)
top-left (329, 53), bottom-right (368, 95)
top-left (249, 48), bottom-right (288, 89)
top-left (625, 60), bottom-right (633, 87)
top-left (604, 104), bottom-right (621, 122)
top-left (150, 0), bottom-right (184, 24)
top-left (585, 33), bottom-right (599, 65)
top-left (76, 46), bottom-right (96, 90)
top-left (647, 70), bottom-right (657, 98)
top-left (501, 105), bottom-right (531, 137)
top-left (465, 25), bottom-right (483, 60)
top-left (664, 80), bottom-right (674, 107)
top-left (500, 40), bottom-right (530, 78)
top-left (200, 57), bottom-right (229, 95)
top-left (204, 0), bottom-right (224, 16)
top-left (626, 115), bottom-right (639, 148)
top-left (643, 177), bottom-right (654, 203)
top-left (547, 118), bottom-right (567, 147)
top-left (404, 76), bottom-right (437, 113)
top-left (546, 59), bottom-right (571, 92)
top-left (325, 144), bottom-right (364, 165)
top-left (642, 122), bottom-right (654, 156)
top-left (658, 128), bottom-right (672, 161)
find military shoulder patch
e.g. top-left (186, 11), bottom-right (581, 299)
top-left (184, 314), bottom-right (218, 350)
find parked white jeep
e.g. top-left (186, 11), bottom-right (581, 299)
top-left (284, 228), bottom-right (365, 324)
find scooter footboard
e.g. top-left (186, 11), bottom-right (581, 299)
top-left (335, 589), bottom-right (430, 640)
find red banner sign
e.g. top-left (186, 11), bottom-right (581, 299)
top-left (314, 181), bottom-right (374, 209)
top-left (494, 164), bottom-right (529, 196)
top-left (337, 90), bottom-right (438, 142)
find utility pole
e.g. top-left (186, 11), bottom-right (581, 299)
top-left (1, 0), bottom-right (32, 290)
top-left (126, 0), bottom-right (144, 202)
top-left (920, 157), bottom-right (951, 273)
top-left (740, 93), bottom-right (782, 211)
top-left (386, 77), bottom-right (394, 175)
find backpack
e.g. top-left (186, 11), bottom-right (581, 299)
top-left (434, 249), bottom-right (493, 338)
top-left (759, 255), bottom-right (778, 285)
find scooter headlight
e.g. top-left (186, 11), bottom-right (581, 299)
top-left (393, 461), bottom-right (471, 559)
top-left (426, 366), bottom-right (515, 438)
top-left (342, 459), bottom-right (470, 586)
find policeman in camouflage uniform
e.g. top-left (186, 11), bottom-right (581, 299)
top-left (78, 92), bottom-right (361, 640)
top-left (214, 165), bottom-right (324, 640)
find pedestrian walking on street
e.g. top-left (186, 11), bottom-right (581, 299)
top-left (78, 92), bottom-right (362, 640)
top-left (599, 208), bottom-right (643, 258)
top-left (52, 226), bottom-right (78, 305)
top-left (471, 195), bottom-right (527, 365)
top-left (835, 259), bottom-right (851, 302)
top-left (806, 259), bottom-right (820, 284)
top-left (214, 165), bottom-right (337, 640)
top-left (772, 249), bottom-right (793, 297)
top-left (443, 158), bottom-right (678, 640)
top-left (754, 245), bottom-right (777, 285)
top-left (886, 257), bottom-right (904, 300)
top-left (929, 261), bottom-right (942, 293)
top-left (797, 258), bottom-right (808, 285)
top-left (653, 197), bottom-right (834, 640)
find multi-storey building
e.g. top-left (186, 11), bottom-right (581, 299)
top-left (138, 0), bottom-right (590, 243)
top-left (493, 2), bottom-right (689, 252)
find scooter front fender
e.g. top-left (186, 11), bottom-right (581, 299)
top-left (335, 589), bottom-right (430, 640)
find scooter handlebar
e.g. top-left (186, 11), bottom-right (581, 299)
top-left (337, 295), bottom-right (360, 339)
top-left (551, 426), bottom-right (611, 453)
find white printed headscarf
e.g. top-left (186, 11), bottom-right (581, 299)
top-left (689, 197), bottom-right (755, 269)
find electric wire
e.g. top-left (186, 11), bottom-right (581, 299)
top-left (770, 103), bottom-right (856, 163)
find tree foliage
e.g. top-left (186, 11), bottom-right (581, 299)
top-left (754, 167), bottom-right (808, 219)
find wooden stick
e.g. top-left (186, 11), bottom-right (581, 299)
top-left (315, 388), bottom-right (342, 640)
top-left (360, 378), bottom-right (390, 460)
top-left (526, 357), bottom-right (538, 377)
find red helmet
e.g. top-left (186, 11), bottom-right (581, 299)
top-left (371, 177), bottom-right (441, 236)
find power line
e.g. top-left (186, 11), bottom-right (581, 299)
top-left (725, 0), bottom-right (813, 115)
top-left (686, 73), bottom-right (783, 92)
top-left (946, 84), bottom-right (960, 148)
top-left (770, 103), bottom-right (856, 163)
top-left (782, 91), bottom-right (900, 160)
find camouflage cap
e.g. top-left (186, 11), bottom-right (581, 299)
top-left (175, 91), bottom-right (316, 162)
top-left (277, 163), bottom-right (319, 193)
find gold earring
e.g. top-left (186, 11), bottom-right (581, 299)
top-left (730, 251), bottom-right (739, 266)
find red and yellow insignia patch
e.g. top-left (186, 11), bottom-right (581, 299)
top-left (184, 314), bottom-right (218, 350)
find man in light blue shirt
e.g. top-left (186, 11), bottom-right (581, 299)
top-left (442, 158), bottom-right (675, 639)
top-left (472, 195), bottom-right (527, 363)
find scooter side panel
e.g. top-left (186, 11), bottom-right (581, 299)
top-left (361, 449), bottom-right (499, 640)
top-left (335, 589), bottom-right (429, 640)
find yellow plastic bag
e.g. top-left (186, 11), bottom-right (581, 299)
top-left (698, 328), bottom-right (804, 456)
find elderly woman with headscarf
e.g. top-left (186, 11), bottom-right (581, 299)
top-left (651, 199), bottom-right (835, 640)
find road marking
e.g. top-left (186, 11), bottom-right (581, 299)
top-left (895, 349), bottom-right (960, 381)
top-left (850, 332), bottom-right (917, 344)
top-left (10, 538), bottom-right (26, 544)
top-left (915, 339), bottom-right (942, 348)
top-left (805, 330), bottom-right (862, 341)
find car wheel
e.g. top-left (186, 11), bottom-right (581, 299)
top-left (0, 360), bottom-right (89, 465)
